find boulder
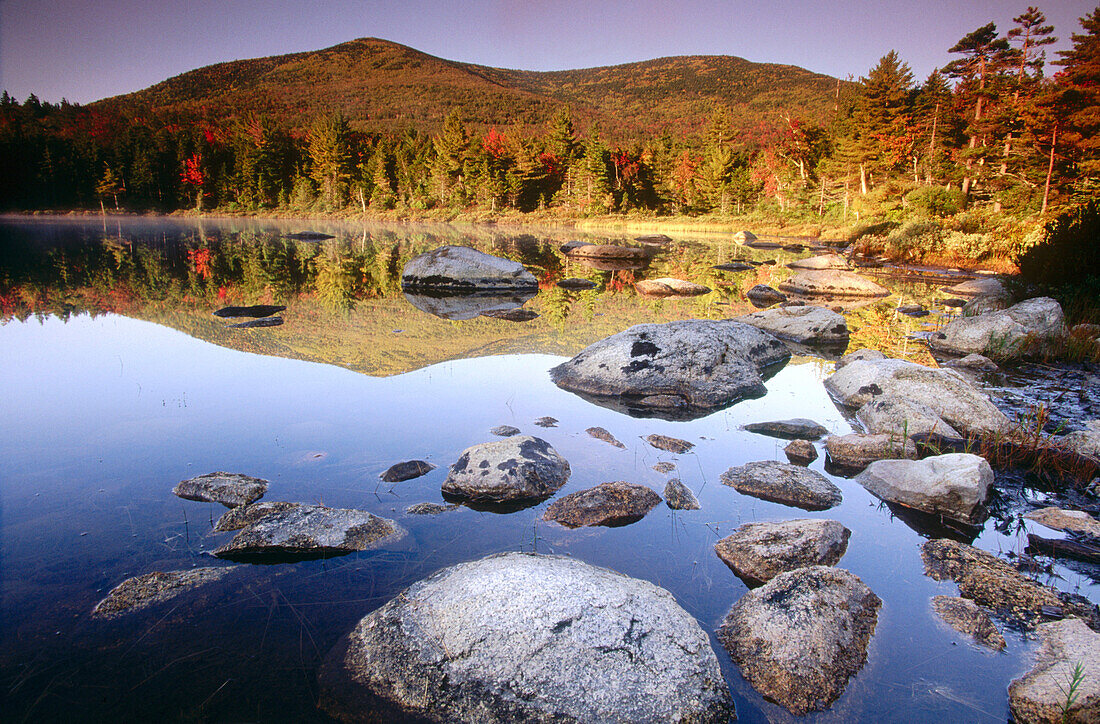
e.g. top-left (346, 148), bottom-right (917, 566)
top-left (380, 460), bottom-right (437, 482)
top-left (855, 453), bottom-right (993, 525)
top-left (565, 244), bottom-right (649, 260)
top-left (717, 566), bottom-right (880, 715)
top-left (745, 284), bottom-right (787, 306)
top-left (720, 460), bottom-right (842, 510)
top-left (920, 538), bottom-right (1062, 626)
top-left (401, 246), bottom-right (537, 292)
top-left (664, 478), bottom-right (701, 510)
top-left (855, 394), bottom-right (961, 438)
top-left (897, 303), bottom-right (928, 317)
top-left (835, 348), bottom-right (885, 369)
top-left (779, 270), bottom-right (889, 298)
top-left (403, 290), bottom-right (536, 321)
top-left (1009, 618), bottom-right (1100, 723)
top-left (543, 482), bottom-right (662, 527)
top-left (823, 358), bottom-right (1012, 437)
top-left (490, 425), bottom-right (521, 437)
top-left (319, 553), bottom-right (734, 723)
top-left (714, 519), bottom-right (850, 585)
top-left (635, 277), bottom-right (711, 297)
top-left (645, 433), bottom-right (694, 453)
top-left (556, 277), bottom-right (597, 290)
top-left (743, 417), bottom-right (828, 440)
top-left (787, 253), bottom-right (849, 270)
top-left (213, 506), bottom-right (406, 561)
top-left (1061, 420), bottom-right (1100, 462)
top-left (733, 230), bottom-right (758, 244)
top-left (214, 501), bottom-right (300, 532)
top-left (824, 433), bottom-right (918, 472)
top-left (784, 439), bottom-right (819, 466)
top-left (1024, 507), bottom-right (1100, 538)
top-left (585, 426), bottom-right (625, 448)
top-left (549, 320), bottom-right (790, 417)
top-left (736, 305), bottom-right (849, 345)
top-left (172, 471), bottom-right (268, 508)
top-left (91, 567), bottom-right (237, 619)
top-left (930, 596), bottom-right (1006, 650)
top-left (930, 297), bottom-right (1065, 358)
top-left (942, 353), bottom-right (999, 371)
top-left (441, 436), bottom-right (570, 503)
top-left (963, 293), bottom-right (1012, 316)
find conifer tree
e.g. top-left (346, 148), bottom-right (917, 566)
top-left (431, 111), bottom-right (469, 206)
top-left (1053, 4), bottom-right (1100, 189)
top-left (307, 113), bottom-right (351, 210)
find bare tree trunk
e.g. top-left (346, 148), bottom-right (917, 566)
top-left (859, 164), bottom-right (867, 195)
top-left (818, 176), bottom-right (826, 216)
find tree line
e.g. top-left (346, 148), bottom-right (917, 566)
top-left (2, 5), bottom-right (1098, 220)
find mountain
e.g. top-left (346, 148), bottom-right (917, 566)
top-left (94, 37), bottom-right (849, 140)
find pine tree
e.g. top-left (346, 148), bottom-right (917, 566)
top-left (431, 111), bottom-right (469, 206)
top-left (1053, 4), bottom-right (1100, 190)
top-left (307, 113), bottom-right (351, 211)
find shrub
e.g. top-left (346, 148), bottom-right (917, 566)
top-left (906, 186), bottom-right (966, 217)
top-left (1017, 200), bottom-right (1100, 286)
top-left (884, 220), bottom-right (944, 260)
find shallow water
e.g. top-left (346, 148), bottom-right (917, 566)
top-left (1, 216), bottom-right (1095, 722)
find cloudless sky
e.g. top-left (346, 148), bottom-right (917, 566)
top-left (1, 0), bottom-right (1096, 105)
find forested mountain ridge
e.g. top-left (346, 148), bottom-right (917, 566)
top-left (93, 37), bottom-right (845, 138)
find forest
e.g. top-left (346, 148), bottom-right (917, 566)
top-left (2, 5), bottom-right (1099, 258)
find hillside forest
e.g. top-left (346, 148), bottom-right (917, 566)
top-left (3, 6), bottom-right (1100, 253)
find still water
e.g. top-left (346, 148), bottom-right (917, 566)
top-left (0, 216), bottom-right (1092, 722)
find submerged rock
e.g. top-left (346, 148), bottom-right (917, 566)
top-left (746, 284), bottom-right (787, 306)
top-left (490, 425), bottom-right (521, 437)
top-left (784, 439), bottom-right (819, 466)
top-left (856, 394), bottom-right (961, 438)
top-left (227, 317), bottom-right (283, 328)
top-left (929, 297), bottom-right (1065, 358)
top-left (481, 307), bottom-right (539, 322)
top-left (550, 320), bottom-right (790, 418)
top-left (664, 478), bottom-right (701, 510)
top-left (172, 471), bottom-right (268, 508)
top-left (441, 436), bottom-right (570, 503)
top-left (380, 460), bottom-right (437, 482)
top-left (585, 426), bottom-right (625, 448)
top-left (713, 261), bottom-right (754, 272)
top-left (214, 506), bottom-right (405, 561)
top-left (91, 567), bottom-right (238, 619)
top-left (556, 277), bottom-right (597, 290)
top-left (213, 304), bottom-right (286, 318)
top-left (652, 461), bottom-right (676, 474)
top-left (645, 433), bottom-right (694, 453)
top-left (743, 417), bottom-right (828, 440)
top-left (714, 519), bottom-right (850, 585)
top-left (404, 502), bottom-right (459, 516)
top-left (717, 565), bottom-right (880, 715)
top-left (214, 501), bottom-right (300, 532)
top-left (824, 433), bottom-right (918, 473)
top-left (635, 277), bottom-right (711, 297)
top-left (1024, 506), bottom-right (1100, 538)
top-left (720, 460), bottom-right (842, 510)
top-left (635, 233), bottom-right (673, 244)
top-left (931, 595), bottom-right (1006, 651)
top-left (319, 552), bottom-right (734, 723)
top-left (565, 244), bottom-right (649, 260)
top-left (401, 245), bottom-right (537, 291)
top-left (779, 270), bottom-right (890, 298)
top-left (534, 416), bottom-right (559, 428)
top-left (787, 253), bottom-right (849, 270)
top-left (736, 305), bottom-right (849, 346)
top-left (283, 231), bottom-right (334, 241)
top-left (856, 453), bottom-right (992, 525)
top-left (1009, 618), bottom-right (1100, 723)
top-left (543, 481), bottom-right (662, 528)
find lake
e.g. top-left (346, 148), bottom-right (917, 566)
top-left (1, 216), bottom-right (1093, 722)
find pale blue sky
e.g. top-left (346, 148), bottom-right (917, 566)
top-left (1, 0), bottom-right (1095, 104)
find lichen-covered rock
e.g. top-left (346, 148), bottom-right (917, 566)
top-left (380, 460), bottom-right (437, 482)
top-left (856, 394), bottom-right (961, 438)
top-left (835, 348), bottom-right (885, 369)
top-left (664, 478), bottom-right (700, 510)
top-left (721, 460), bottom-right (842, 511)
top-left (942, 353), bottom-right (999, 371)
top-left (490, 425), bottom-right (521, 437)
top-left (213, 506), bottom-right (405, 560)
top-left (172, 471), bottom-right (268, 508)
top-left (1061, 420), bottom-right (1100, 462)
top-left (543, 481), bottom-right (661, 528)
top-left (645, 433), bottom-right (695, 453)
top-left (856, 453), bottom-right (992, 525)
top-left (743, 418), bottom-right (828, 440)
top-left (441, 436), bottom-right (570, 503)
top-left (652, 462), bottom-right (676, 474)
top-left (736, 305), bottom-right (849, 346)
top-left (717, 565), bottom-right (880, 715)
top-left (91, 567), bottom-right (238, 618)
top-left (779, 270), bottom-right (889, 298)
top-left (549, 320), bottom-right (790, 417)
top-left (405, 502), bottom-right (459, 516)
top-left (1009, 618), bottom-right (1100, 723)
top-left (931, 595), bottom-right (1005, 651)
top-left (214, 501), bottom-right (300, 532)
top-left (635, 277), bottom-right (711, 297)
top-left (824, 433), bottom-right (919, 473)
top-left (401, 245), bottom-right (537, 291)
top-left (715, 519), bottom-right (850, 585)
top-left (1024, 506), bottom-right (1100, 538)
top-left (824, 357), bottom-right (1012, 436)
top-left (586, 426), bottom-right (625, 448)
top-left (784, 439), bottom-right (819, 466)
top-left (929, 297), bottom-right (1065, 358)
top-left (319, 552), bottom-right (734, 723)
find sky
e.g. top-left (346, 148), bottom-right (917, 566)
top-left (1, 0), bottom-right (1097, 105)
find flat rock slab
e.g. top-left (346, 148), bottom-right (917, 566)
top-left (746, 284), bottom-right (787, 306)
top-left (717, 565), bottom-right (880, 715)
top-left (586, 426), bottom-right (625, 448)
top-left (549, 319), bottom-right (790, 418)
top-left (825, 433), bottom-right (918, 473)
top-left (835, 348), bottom-right (886, 369)
top-left (1025, 506), bottom-right (1100, 538)
top-left (743, 418), bottom-right (828, 440)
top-left (646, 433), bottom-right (695, 453)
top-left (213, 505), bottom-right (406, 561)
top-left (401, 245), bottom-right (537, 291)
top-left (635, 233), bottom-right (673, 244)
top-left (931, 595), bottom-right (1006, 651)
top-left (856, 394), bottom-right (961, 438)
top-left (565, 244), bottom-right (649, 260)
top-left (721, 460), bottom-right (842, 510)
top-left (929, 297), bottom-right (1064, 358)
top-left (784, 439), bottom-right (818, 466)
top-left (714, 262), bottom-right (754, 272)
top-left (283, 231), bottom-right (334, 241)
top-left (920, 539), bottom-right (1062, 627)
top-left (405, 502), bottom-right (459, 516)
top-left (1009, 618), bottom-right (1100, 723)
top-left (714, 519), bottom-right (850, 585)
top-left (91, 567), bottom-right (237, 619)
top-left (441, 436), bottom-right (570, 503)
top-left (635, 277), bottom-right (711, 297)
top-left (543, 481), bottom-right (662, 527)
top-left (779, 270), bottom-right (889, 298)
top-left (556, 277), bottom-right (597, 290)
top-left (943, 353), bottom-right (998, 371)
top-left (481, 307), bottom-right (539, 322)
top-left (173, 471), bottom-right (268, 508)
top-left (319, 552), bottom-right (734, 723)
top-left (787, 254), bottom-right (849, 270)
top-left (664, 478), bottom-right (700, 510)
top-left (227, 317), bottom-right (283, 329)
top-left (736, 305), bottom-right (849, 345)
top-left (490, 425), bottom-right (521, 437)
top-left (824, 357), bottom-right (1011, 437)
top-left (214, 501), bottom-right (301, 532)
top-left (213, 304), bottom-right (286, 318)
top-left (946, 277), bottom-right (1008, 298)
top-left (380, 460), bottom-right (437, 482)
top-left (534, 416), bottom-right (558, 428)
top-left (652, 462), bottom-right (676, 474)
top-left (855, 453), bottom-right (993, 525)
